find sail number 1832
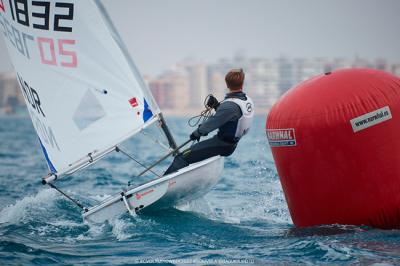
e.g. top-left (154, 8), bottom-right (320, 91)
top-left (3, 0), bottom-right (73, 32)
top-left (0, 0), bottom-right (77, 68)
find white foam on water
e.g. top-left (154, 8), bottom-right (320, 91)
top-left (0, 188), bottom-right (58, 224)
top-left (75, 222), bottom-right (107, 241)
top-left (177, 199), bottom-right (243, 224)
top-left (256, 178), bottom-right (292, 224)
top-left (176, 199), bottom-right (213, 216)
top-left (176, 177), bottom-right (292, 225)
top-left (48, 220), bottom-right (82, 228)
top-left (109, 217), bottom-right (135, 241)
top-left (36, 224), bottom-right (58, 236)
top-left (89, 193), bottom-right (113, 202)
top-left (319, 240), bottom-right (352, 261)
top-left (81, 214), bottom-right (138, 241)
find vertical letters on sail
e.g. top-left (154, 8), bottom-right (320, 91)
top-left (1, 0), bottom-right (160, 175)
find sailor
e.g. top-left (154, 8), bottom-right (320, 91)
top-left (164, 68), bottom-right (254, 175)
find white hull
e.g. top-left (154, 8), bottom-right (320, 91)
top-left (83, 156), bottom-right (224, 223)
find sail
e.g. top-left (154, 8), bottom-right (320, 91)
top-left (0, 0), bottom-right (160, 175)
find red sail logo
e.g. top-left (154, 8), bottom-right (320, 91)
top-left (0, 0), bottom-right (4, 12)
top-left (129, 97), bottom-right (139, 108)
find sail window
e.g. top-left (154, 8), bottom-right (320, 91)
top-left (73, 89), bottom-right (106, 131)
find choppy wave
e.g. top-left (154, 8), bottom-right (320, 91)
top-left (1, 117), bottom-right (400, 265)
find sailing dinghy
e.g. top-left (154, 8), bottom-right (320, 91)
top-left (1, 0), bottom-right (224, 222)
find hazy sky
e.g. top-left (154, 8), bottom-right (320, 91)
top-left (0, 0), bottom-right (399, 75)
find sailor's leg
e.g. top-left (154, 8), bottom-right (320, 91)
top-left (163, 153), bottom-right (189, 175)
top-left (182, 136), bottom-right (236, 164)
top-left (163, 136), bottom-right (236, 176)
top-left (163, 138), bottom-right (217, 175)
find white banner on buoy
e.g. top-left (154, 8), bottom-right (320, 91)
top-left (350, 106), bottom-right (392, 133)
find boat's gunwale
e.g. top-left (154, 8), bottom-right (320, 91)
top-left (82, 155), bottom-right (222, 218)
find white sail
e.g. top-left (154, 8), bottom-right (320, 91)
top-left (0, 0), bottom-right (160, 176)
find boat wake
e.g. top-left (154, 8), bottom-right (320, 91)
top-left (0, 189), bottom-right (135, 243)
top-left (0, 169), bottom-right (290, 244)
top-left (0, 189), bottom-right (59, 225)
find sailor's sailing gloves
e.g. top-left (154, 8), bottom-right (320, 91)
top-left (206, 95), bottom-right (220, 110)
top-left (190, 129), bottom-right (201, 142)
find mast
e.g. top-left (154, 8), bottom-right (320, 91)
top-left (158, 113), bottom-right (178, 153)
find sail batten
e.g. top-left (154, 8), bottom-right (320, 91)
top-left (1, 0), bottom-right (160, 178)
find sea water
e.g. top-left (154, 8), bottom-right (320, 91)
top-left (0, 116), bottom-right (399, 265)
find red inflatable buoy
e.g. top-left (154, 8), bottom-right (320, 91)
top-left (266, 68), bottom-right (400, 229)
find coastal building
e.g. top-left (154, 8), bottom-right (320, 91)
top-left (0, 72), bottom-right (24, 114)
top-left (207, 57), bottom-right (240, 101)
top-left (277, 57), bottom-right (296, 94)
top-left (1, 57), bottom-right (400, 116)
top-left (247, 58), bottom-right (280, 111)
top-left (184, 63), bottom-right (208, 109)
top-left (148, 68), bottom-right (190, 112)
top-left (207, 71), bottom-right (226, 101)
top-left (392, 64), bottom-right (400, 77)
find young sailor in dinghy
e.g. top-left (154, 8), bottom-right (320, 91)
top-left (164, 69), bottom-right (254, 175)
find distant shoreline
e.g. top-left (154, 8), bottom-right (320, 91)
top-left (162, 108), bottom-right (269, 117)
top-left (0, 109), bottom-right (269, 118)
